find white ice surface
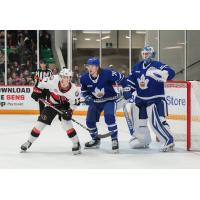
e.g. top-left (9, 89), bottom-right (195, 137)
top-left (0, 115), bottom-right (200, 169)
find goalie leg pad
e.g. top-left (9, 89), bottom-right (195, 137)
top-left (129, 119), bottom-right (151, 148)
top-left (147, 103), bottom-right (174, 145)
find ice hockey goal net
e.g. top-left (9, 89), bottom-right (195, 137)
top-left (165, 80), bottom-right (200, 151)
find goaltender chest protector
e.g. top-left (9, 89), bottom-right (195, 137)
top-left (132, 61), bottom-right (165, 99)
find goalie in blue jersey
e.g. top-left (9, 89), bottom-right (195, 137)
top-left (80, 57), bottom-right (131, 153)
top-left (127, 46), bottom-right (176, 152)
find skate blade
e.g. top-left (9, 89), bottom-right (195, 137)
top-left (84, 145), bottom-right (100, 149)
top-left (20, 149), bottom-right (27, 153)
top-left (133, 145), bottom-right (150, 149)
top-left (112, 149), bottom-right (119, 154)
top-left (73, 150), bottom-right (81, 155)
top-left (160, 143), bottom-right (175, 152)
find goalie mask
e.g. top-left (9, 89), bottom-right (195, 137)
top-left (141, 46), bottom-right (155, 65)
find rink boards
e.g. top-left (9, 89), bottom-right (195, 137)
top-left (0, 82), bottom-right (200, 123)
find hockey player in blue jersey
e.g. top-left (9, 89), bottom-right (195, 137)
top-left (80, 57), bottom-right (131, 153)
top-left (126, 46), bottom-right (175, 152)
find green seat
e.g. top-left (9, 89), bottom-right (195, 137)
top-left (44, 57), bottom-right (55, 64)
top-left (41, 48), bottom-right (53, 57)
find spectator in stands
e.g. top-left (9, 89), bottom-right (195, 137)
top-left (72, 65), bottom-right (80, 84)
top-left (0, 31), bottom-right (4, 49)
top-left (8, 77), bottom-right (13, 85)
top-left (18, 32), bottom-right (25, 47)
top-left (0, 50), bottom-right (5, 75)
top-left (40, 31), bottom-right (51, 48)
top-left (13, 61), bottom-right (21, 76)
top-left (9, 48), bottom-right (20, 64)
top-left (23, 69), bottom-right (30, 78)
top-left (52, 67), bottom-right (58, 75)
top-left (28, 80), bottom-right (35, 85)
top-left (24, 35), bottom-right (32, 51)
top-left (5, 30), bottom-right (54, 86)
top-left (7, 31), bottom-right (18, 48)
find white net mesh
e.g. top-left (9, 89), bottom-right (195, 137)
top-left (165, 81), bottom-right (200, 151)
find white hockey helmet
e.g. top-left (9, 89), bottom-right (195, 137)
top-left (59, 68), bottom-right (73, 77)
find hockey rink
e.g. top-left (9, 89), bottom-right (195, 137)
top-left (0, 114), bottom-right (200, 169)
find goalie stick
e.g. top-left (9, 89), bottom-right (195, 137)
top-left (38, 98), bottom-right (111, 138)
top-left (123, 102), bottom-right (135, 136)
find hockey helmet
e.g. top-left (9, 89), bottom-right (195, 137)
top-left (59, 68), bottom-right (73, 77)
top-left (87, 57), bottom-right (100, 66)
top-left (141, 45), bottom-right (155, 63)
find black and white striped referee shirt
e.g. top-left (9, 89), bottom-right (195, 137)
top-left (34, 68), bottom-right (53, 87)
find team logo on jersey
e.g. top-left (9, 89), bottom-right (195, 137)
top-left (137, 74), bottom-right (149, 90)
top-left (92, 87), bottom-right (105, 98)
top-left (50, 75), bottom-right (54, 80)
top-left (75, 91), bottom-right (79, 97)
top-left (41, 114), bottom-right (47, 121)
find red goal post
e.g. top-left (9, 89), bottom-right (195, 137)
top-left (165, 81), bottom-right (192, 151)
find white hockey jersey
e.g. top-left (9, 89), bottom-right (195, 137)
top-left (37, 75), bottom-right (80, 109)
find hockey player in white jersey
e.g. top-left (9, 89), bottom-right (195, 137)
top-left (20, 68), bottom-right (81, 155)
top-left (126, 46), bottom-right (176, 152)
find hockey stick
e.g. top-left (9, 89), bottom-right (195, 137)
top-left (123, 103), bottom-right (135, 136)
top-left (114, 83), bottom-right (135, 136)
top-left (93, 95), bottom-right (120, 103)
top-left (38, 98), bottom-right (111, 138)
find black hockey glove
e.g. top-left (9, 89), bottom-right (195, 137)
top-left (62, 109), bottom-right (73, 121)
top-left (31, 87), bottom-right (43, 101)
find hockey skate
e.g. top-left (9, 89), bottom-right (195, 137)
top-left (85, 138), bottom-right (101, 149)
top-left (20, 141), bottom-right (32, 152)
top-left (72, 142), bottom-right (81, 155)
top-left (129, 137), bottom-right (150, 149)
top-left (160, 140), bottom-right (175, 152)
top-left (112, 139), bottom-right (119, 153)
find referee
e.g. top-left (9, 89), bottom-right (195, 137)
top-left (34, 59), bottom-right (53, 115)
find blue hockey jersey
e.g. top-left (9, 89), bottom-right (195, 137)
top-left (127, 60), bottom-right (175, 100)
top-left (80, 68), bottom-right (127, 100)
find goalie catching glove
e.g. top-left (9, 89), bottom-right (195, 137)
top-left (146, 67), bottom-right (169, 82)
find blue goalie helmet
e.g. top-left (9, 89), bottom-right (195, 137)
top-left (141, 45), bottom-right (155, 64)
top-left (87, 57), bottom-right (100, 66)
